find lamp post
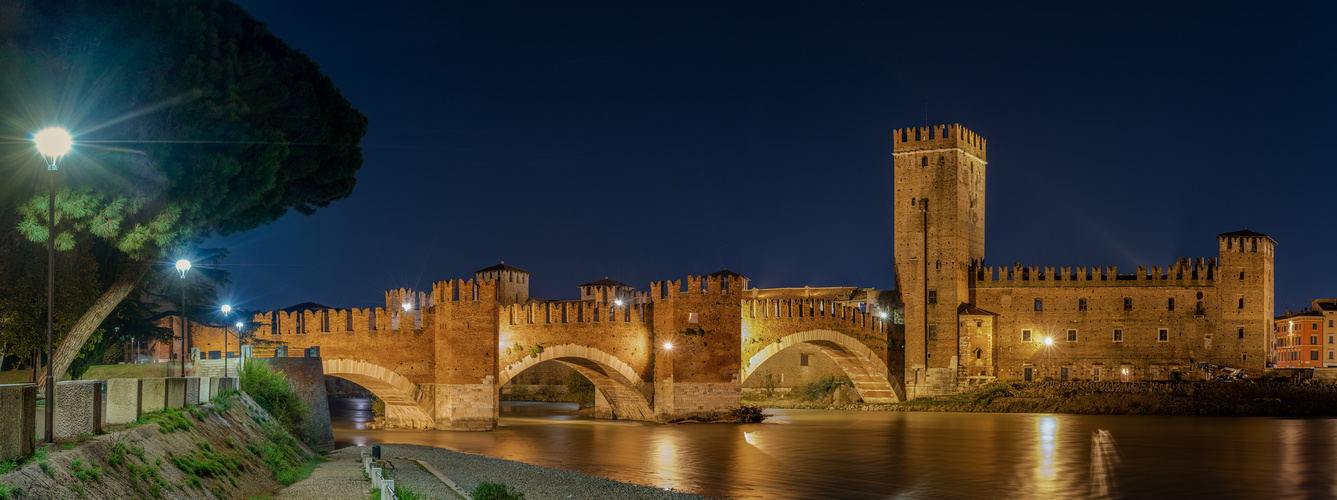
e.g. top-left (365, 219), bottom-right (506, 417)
top-left (235, 322), bottom-right (243, 375)
top-left (221, 305), bottom-right (231, 378)
top-left (34, 127), bottom-right (72, 444)
top-left (176, 259), bottom-right (191, 377)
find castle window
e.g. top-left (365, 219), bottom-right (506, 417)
top-left (1238, 298), bottom-right (1245, 309)
top-left (1113, 329), bottom-right (1123, 342)
top-left (1078, 298), bottom-right (1087, 311)
top-left (1022, 329), bottom-right (1033, 342)
top-left (1239, 271), bottom-right (1245, 280)
top-left (1168, 298), bottom-right (1175, 311)
top-left (1067, 329), bottom-right (1077, 342)
top-left (1034, 299), bottom-right (1043, 311)
top-left (1123, 298), bottom-right (1133, 311)
top-left (1238, 328), bottom-right (1244, 339)
top-left (927, 290), bottom-right (938, 305)
top-left (911, 197), bottom-right (916, 206)
top-left (921, 156), bottom-right (928, 167)
top-left (976, 320), bottom-right (982, 327)
top-left (927, 324), bottom-right (938, 341)
top-left (935, 260), bottom-right (942, 270)
top-left (1158, 328), bottom-right (1169, 342)
top-left (975, 348), bottom-right (982, 359)
top-left (800, 354), bottom-right (810, 367)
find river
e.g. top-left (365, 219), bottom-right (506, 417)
top-left (330, 399), bottom-right (1337, 499)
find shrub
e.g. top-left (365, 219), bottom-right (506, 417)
top-left (473, 482), bottom-right (526, 500)
top-left (798, 376), bottom-right (850, 401)
top-left (371, 397), bottom-right (385, 418)
top-left (565, 370), bottom-right (595, 406)
top-left (729, 405), bottom-right (770, 423)
top-left (239, 361), bottom-right (310, 436)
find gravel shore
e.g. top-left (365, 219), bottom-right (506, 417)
top-left (368, 443), bottom-right (715, 500)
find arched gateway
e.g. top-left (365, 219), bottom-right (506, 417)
top-left (501, 344), bottom-right (655, 421)
top-left (323, 359), bottom-right (434, 429)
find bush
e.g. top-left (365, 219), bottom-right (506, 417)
top-left (473, 482), bottom-right (526, 500)
top-left (565, 371), bottom-right (595, 406)
top-left (729, 405), bottom-right (769, 423)
top-left (239, 361), bottom-right (310, 437)
top-left (798, 376), bottom-right (850, 401)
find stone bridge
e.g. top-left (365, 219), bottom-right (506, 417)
top-left (235, 271), bottom-right (903, 430)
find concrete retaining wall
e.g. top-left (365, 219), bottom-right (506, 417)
top-left (54, 380), bottom-right (103, 440)
top-left (165, 378), bottom-right (186, 409)
top-left (184, 377), bottom-right (201, 405)
top-left (0, 384), bottom-right (36, 462)
top-left (106, 379), bottom-right (142, 425)
top-left (141, 378), bottom-right (167, 413)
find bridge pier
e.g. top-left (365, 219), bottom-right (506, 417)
top-left (428, 380), bottom-right (499, 431)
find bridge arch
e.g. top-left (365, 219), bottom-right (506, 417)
top-left (500, 344), bottom-right (654, 421)
top-left (742, 330), bottom-right (903, 403)
top-left (323, 359), bottom-right (433, 429)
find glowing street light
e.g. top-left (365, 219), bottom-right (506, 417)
top-left (663, 342), bottom-right (674, 350)
top-left (34, 126), bottom-right (72, 444)
top-left (402, 302), bottom-right (412, 312)
top-left (1042, 336), bottom-right (1054, 346)
top-left (176, 259), bottom-right (191, 377)
top-left (221, 305), bottom-right (232, 378)
top-left (614, 299), bottom-right (624, 307)
top-left (879, 311), bottom-right (889, 320)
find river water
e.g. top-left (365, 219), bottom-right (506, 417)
top-left (330, 399), bottom-right (1337, 499)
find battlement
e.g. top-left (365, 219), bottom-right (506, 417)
top-left (500, 300), bottom-right (650, 326)
top-left (972, 258), bottom-right (1220, 288)
top-left (650, 274), bottom-right (748, 300)
top-left (741, 298), bottom-right (889, 335)
top-left (428, 278), bottom-right (501, 305)
top-left (892, 123), bottom-right (986, 161)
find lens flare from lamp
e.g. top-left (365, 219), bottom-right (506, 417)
top-left (402, 302), bottom-right (412, 311)
top-left (615, 299), bottom-right (624, 307)
top-left (221, 304), bottom-right (231, 314)
top-left (236, 322), bottom-right (243, 330)
top-left (1043, 337), bottom-right (1054, 346)
top-left (175, 259), bottom-right (191, 278)
top-left (663, 342), bottom-right (673, 350)
top-left (33, 127), bottom-right (73, 162)
top-left (879, 312), bottom-right (889, 319)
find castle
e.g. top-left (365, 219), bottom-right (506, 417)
top-left (166, 123), bottom-right (1274, 429)
top-left (893, 124), bottom-right (1274, 398)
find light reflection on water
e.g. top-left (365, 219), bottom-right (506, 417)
top-left (330, 399), bottom-right (1337, 499)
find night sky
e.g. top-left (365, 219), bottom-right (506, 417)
top-left (208, 1), bottom-right (1337, 314)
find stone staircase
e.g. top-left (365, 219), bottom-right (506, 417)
top-left (195, 359), bottom-right (243, 379)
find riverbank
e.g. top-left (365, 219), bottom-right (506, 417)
top-left (745, 380), bottom-right (1337, 416)
top-left (282, 443), bottom-right (714, 500)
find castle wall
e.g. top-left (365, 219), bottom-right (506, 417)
top-left (651, 276), bottom-right (743, 415)
top-left (497, 301), bottom-right (654, 386)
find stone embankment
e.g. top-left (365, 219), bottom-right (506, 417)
top-left (0, 392), bottom-right (316, 499)
top-left (750, 381), bottom-right (1337, 416)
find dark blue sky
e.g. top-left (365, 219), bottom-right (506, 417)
top-left (210, 1), bottom-right (1336, 313)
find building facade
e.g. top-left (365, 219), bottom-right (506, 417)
top-left (1274, 298), bottom-right (1337, 368)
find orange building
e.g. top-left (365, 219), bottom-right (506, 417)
top-left (1274, 309), bottom-right (1325, 368)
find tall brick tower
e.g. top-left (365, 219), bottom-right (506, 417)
top-left (1214, 229), bottom-right (1276, 370)
top-left (893, 124), bottom-right (987, 398)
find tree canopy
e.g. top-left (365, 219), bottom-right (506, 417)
top-left (0, 0), bottom-right (368, 381)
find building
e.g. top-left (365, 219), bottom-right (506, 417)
top-left (1274, 298), bottom-right (1337, 368)
top-left (893, 124), bottom-right (1276, 397)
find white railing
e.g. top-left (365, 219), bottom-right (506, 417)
top-left (362, 449), bottom-right (397, 499)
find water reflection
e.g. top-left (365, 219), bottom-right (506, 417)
top-left (330, 399), bottom-right (1337, 499)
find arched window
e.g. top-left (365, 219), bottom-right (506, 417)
top-left (921, 156), bottom-right (928, 167)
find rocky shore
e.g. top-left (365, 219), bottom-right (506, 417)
top-left (747, 380), bottom-right (1337, 416)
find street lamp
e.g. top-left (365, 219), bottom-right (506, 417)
top-left (176, 259), bottom-right (191, 377)
top-left (221, 305), bottom-right (231, 378)
top-left (34, 127), bottom-right (72, 444)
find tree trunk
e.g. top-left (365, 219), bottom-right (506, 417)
top-left (37, 260), bottom-right (151, 392)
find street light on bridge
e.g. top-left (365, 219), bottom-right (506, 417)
top-left (34, 126), bottom-right (72, 444)
top-left (176, 259), bottom-right (191, 377)
top-left (221, 305), bottom-right (232, 378)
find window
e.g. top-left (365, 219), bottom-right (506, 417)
top-left (1024, 367), bottom-right (1033, 381)
top-left (1238, 298), bottom-right (1244, 309)
top-left (921, 156), bottom-right (928, 167)
top-left (1067, 329), bottom-right (1077, 342)
top-left (1035, 299), bottom-right (1043, 311)
top-left (1239, 271), bottom-right (1245, 280)
top-left (927, 290), bottom-right (938, 305)
top-left (1158, 328), bottom-right (1169, 342)
top-left (1312, 350), bottom-right (1320, 361)
top-left (1113, 329), bottom-right (1123, 342)
top-left (1093, 367), bottom-right (1102, 382)
top-left (1022, 329), bottom-right (1033, 342)
top-left (1078, 298), bottom-right (1087, 311)
top-left (800, 354), bottom-right (810, 367)
top-left (1329, 335), bottom-right (1334, 344)
top-left (927, 324), bottom-right (938, 341)
top-left (1330, 320), bottom-right (1334, 328)
top-left (1330, 351), bottom-right (1334, 360)
top-left (935, 260), bottom-right (942, 270)
top-left (975, 348), bottom-right (982, 359)
top-left (1238, 328), bottom-right (1244, 339)
top-left (1167, 298), bottom-right (1175, 311)
top-left (1124, 298), bottom-right (1133, 311)
top-left (1060, 367), bottom-right (1069, 381)
top-left (1312, 336), bottom-right (1319, 346)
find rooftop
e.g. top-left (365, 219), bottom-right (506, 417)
top-left (474, 262), bottom-right (530, 274)
top-left (579, 277), bottom-right (631, 288)
top-left (1216, 228), bottom-right (1278, 245)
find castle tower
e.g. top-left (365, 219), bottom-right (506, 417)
top-left (892, 124), bottom-right (987, 398)
top-left (473, 262), bottom-right (530, 306)
top-left (1214, 229), bottom-right (1276, 370)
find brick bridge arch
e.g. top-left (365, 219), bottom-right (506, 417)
top-left (323, 359), bottom-right (434, 429)
top-left (500, 344), bottom-right (655, 421)
top-left (742, 330), bottom-right (903, 403)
